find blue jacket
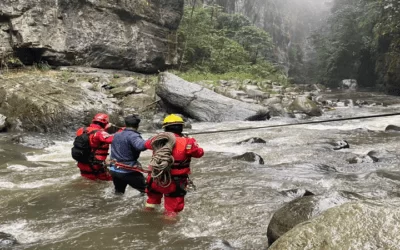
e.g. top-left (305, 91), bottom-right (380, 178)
top-left (109, 128), bottom-right (147, 173)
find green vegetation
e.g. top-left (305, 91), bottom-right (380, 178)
top-left (310, 0), bottom-right (400, 92)
top-left (176, 4), bottom-right (287, 84)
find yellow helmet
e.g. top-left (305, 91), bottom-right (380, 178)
top-left (162, 114), bottom-right (184, 128)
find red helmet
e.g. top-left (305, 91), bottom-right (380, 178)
top-left (92, 113), bottom-right (109, 124)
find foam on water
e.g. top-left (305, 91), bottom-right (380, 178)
top-left (26, 140), bottom-right (75, 162)
top-left (0, 174), bottom-right (80, 190)
top-left (7, 164), bottom-right (29, 171)
top-left (0, 219), bottom-right (67, 244)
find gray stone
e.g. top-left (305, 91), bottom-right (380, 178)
top-left (236, 137), bottom-right (266, 145)
top-left (246, 88), bottom-right (269, 100)
top-left (157, 73), bottom-right (269, 122)
top-left (289, 96), bottom-right (322, 116)
top-left (232, 152), bottom-right (264, 164)
top-left (262, 97), bottom-right (282, 106)
top-left (110, 86), bottom-right (137, 98)
top-left (385, 125), bottom-right (400, 132)
top-left (269, 201), bottom-right (400, 250)
top-left (0, 0), bottom-right (184, 72)
top-left (267, 191), bottom-right (358, 246)
top-left (121, 94), bottom-right (154, 113)
top-left (340, 79), bottom-right (358, 90)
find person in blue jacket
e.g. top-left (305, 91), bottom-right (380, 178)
top-left (109, 115), bottom-right (148, 195)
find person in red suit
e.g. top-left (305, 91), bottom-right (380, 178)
top-left (75, 113), bottom-right (114, 181)
top-left (144, 114), bottom-right (204, 219)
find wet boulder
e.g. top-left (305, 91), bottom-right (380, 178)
top-left (289, 96), bottom-right (322, 116)
top-left (366, 150), bottom-right (396, 162)
top-left (244, 110), bottom-right (271, 121)
top-left (0, 114), bottom-right (7, 131)
top-left (385, 125), bottom-right (400, 132)
top-left (157, 73), bottom-right (269, 122)
top-left (267, 191), bottom-right (358, 245)
top-left (333, 140), bottom-right (350, 150)
top-left (347, 154), bottom-right (378, 164)
top-left (340, 79), bottom-right (358, 90)
top-left (236, 137), bottom-right (267, 145)
top-left (269, 201), bottom-right (400, 250)
top-left (232, 152), bottom-right (264, 164)
top-left (0, 232), bottom-right (18, 248)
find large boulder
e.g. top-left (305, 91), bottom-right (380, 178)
top-left (156, 73), bottom-right (269, 122)
top-left (0, 0), bottom-right (184, 72)
top-left (0, 71), bottom-right (121, 132)
top-left (267, 191), bottom-right (358, 245)
top-left (289, 96), bottom-right (322, 116)
top-left (269, 200), bottom-right (400, 250)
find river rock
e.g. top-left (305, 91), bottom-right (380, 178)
top-left (262, 97), bottom-right (282, 107)
top-left (267, 191), bottom-right (359, 246)
top-left (333, 140), bottom-right (350, 150)
top-left (232, 152), bottom-right (264, 164)
top-left (0, 0), bottom-right (184, 72)
top-left (0, 114), bottom-right (7, 131)
top-left (340, 79), bottom-right (358, 90)
top-left (385, 125), bottom-right (400, 132)
top-left (269, 200), bottom-right (400, 250)
top-left (0, 232), bottom-right (18, 248)
top-left (0, 72), bottom-right (121, 132)
top-left (121, 94), bottom-right (155, 113)
top-left (289, 96), bottom-right (322, 116)
top-left (236, 137), bottom-right (267, 145)
top-left (110, 86), bottom-right (137, 98)
top-left (157, 73), bottom-right (269, 122)
top-left (347, 154), bottom-right (378, 164)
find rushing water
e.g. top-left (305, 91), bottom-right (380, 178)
top-left (1, 91), bottom-right (400, 249)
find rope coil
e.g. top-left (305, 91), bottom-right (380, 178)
top-left (149, 132), bottom-right (176, 187)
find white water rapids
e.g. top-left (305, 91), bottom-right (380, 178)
top-left (1, 91), bottom-right (400, 249)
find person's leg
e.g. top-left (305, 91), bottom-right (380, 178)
top-left (110, 172), bottom-right (128, 194)
top-left (164, 196), bottom-right (185, 217)
top-left (145, 175), bottom-right (163, 210)
top-left (125, 172), bottom-right (146, 193)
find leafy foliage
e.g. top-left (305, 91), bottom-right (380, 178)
top-left (177, 4), bottom-right (284, 82)
top-left (310, 0), bottom-right (400, 91)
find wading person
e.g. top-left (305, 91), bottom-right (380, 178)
top-left (144, 114), bottom-right (204, 219)
top-left (72, 113), bottom-right (114, 181)
top-left (109, 115), bottom-right (148, 195)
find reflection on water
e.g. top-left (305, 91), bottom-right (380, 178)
top-left (1, 91), bottom-right (400, 249)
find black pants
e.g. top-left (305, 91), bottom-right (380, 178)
top-left (110, 171), bottom-right (146, 194)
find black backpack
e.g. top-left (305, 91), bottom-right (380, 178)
top-left (71, 128), bottom-right (98, 164)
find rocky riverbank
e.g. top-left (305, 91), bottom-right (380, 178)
top-left (1, 67), bottom-right (389, 134)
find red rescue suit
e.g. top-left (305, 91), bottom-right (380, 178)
top-left (144, 133), bottom-right (204, 216)
top-left (76, 124), bottom-right (114, 181)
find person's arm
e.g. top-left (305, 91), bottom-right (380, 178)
top-left (131, 135), bottom-right (147, 151)
top-left (186, 137), bottom-right (204, 158)
top-left (96, 131), bottom-right (114, 144)
top-left (144, 138), bottom-right (153, 150)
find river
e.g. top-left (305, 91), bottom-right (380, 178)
top-left (1, 91), bottom-right (400, 249)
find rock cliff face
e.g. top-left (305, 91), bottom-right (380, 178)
top-left (0, 0), bottom-right (184, 73)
